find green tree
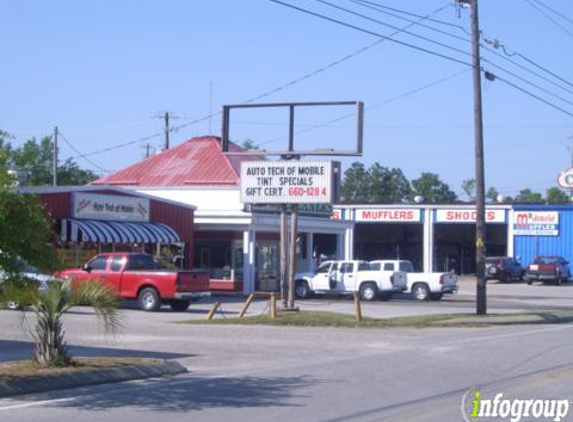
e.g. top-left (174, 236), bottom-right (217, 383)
top-left (546, 187), bottom-right (570, 204)
top-left (5, 135), bottom-right (97, 186)
top-left (368, 164), bottom-right (412, 203)
top-left (514, 188), bottom-right (544, 204)
top-left (461, 179), bottom-right (476, 202)
top-left (411, 172), bottom-right (458, 204)
top-left (1, 279), bottom-right (121, 366)
top-left (341, 162), bottom-right (370, 203)
top-left (486, 187), bottom-right (500, 203)
top-left (240, 139), bottom-right (259, 150)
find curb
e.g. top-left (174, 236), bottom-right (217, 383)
top-left (0, 360), bottom-right (187, 398)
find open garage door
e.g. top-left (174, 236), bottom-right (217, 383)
top-left (433, 208), bottom-right (508, 274)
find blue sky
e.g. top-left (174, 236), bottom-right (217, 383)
top-left (2, 0), bottom-right (572, 199)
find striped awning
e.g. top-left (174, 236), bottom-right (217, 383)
top-left (61, 219), bottom-right (181, 244)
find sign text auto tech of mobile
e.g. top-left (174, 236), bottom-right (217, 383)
top-left (240, 161), bottom-right (340, 204)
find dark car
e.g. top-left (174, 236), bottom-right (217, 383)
top-left (525, 255), bottom-right (570, 285)
top-left (485, 256), bottom-right (524, 283)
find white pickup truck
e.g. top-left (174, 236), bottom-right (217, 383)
top-left (370, 260), bottom-right (457, 301)
top-left (295, 260), bottom-right (407, 301)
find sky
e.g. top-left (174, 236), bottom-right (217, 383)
top-left (2, 0), bottom-right (573, 200)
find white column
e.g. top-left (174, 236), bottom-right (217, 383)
top-left (344, 226), bottom-right (354, 260)
top-left (423, 207), bottom-right (434, 273)
top-left (242, 229), bottom-right (256, 295)
top-left (307, 231), bottom-right (315, 272)
top-left (507, 209), bottom-right (514, 257)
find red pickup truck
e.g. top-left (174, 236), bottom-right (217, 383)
top-left (58, 253), bottom-right (210, 311)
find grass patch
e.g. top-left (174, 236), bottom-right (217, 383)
top-left (184, 310), bottom-right (573, 329)
top-left (0, 357), bottom-right (161, 383)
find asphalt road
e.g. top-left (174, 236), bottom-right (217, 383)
top-left (1, 279), bottom-right (573, 421)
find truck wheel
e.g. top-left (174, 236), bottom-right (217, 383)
top-left (359, 283), bottom-right (378, 301)
top-left (169, 300), bottom-right (190, 312)
top-left (6, 301), bottom-right (21, 310)
top-left (138, 287), bottom-right (161, 311)
top-left (430, 293), bottom-right (443, 301)
top-left (412, 283), bottom-right (430, 301)
top-left (295, 281), bottom-right (311, 299)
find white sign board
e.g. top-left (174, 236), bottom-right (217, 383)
top-left (240, 161), bottom-right (339, 204)
top-left (72, 193), bottom-right (150, 222)
top-left (513, 211), bottom-right (559, 236)
top-left (435, 209), bottom-right (506, 223)
top-left (558, 168), bottom-right (573, 189)
top-left (355, 209), bottom-right (421, 223)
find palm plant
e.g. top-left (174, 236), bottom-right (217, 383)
top-left (1, 278), bottom-right (122, 366)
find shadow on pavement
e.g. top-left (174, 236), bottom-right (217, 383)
top-left (0, 340), bottom-right (194, 363)
top-left (51, 374), bottom-right (318, 412)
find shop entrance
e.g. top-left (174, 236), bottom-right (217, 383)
top-left (433, 224), bottom-right (507, 274)
top-left (353, 223), bottom-right (424, 271)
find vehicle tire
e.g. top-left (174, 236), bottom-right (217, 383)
top-left (6, 301), bottom-right (21, 311)
top-left (430, 293), bottom-right (443, 301)
top-left (359, 282), bottom-right (378, 301)
top-left (169, 300), bottom-right (190, 312)
top-left (412, 283), bottom-right (430, 301)
top-left (138, 287), bottom-right (161, 311)
top-left (295, 280), bottom-right (311, 299)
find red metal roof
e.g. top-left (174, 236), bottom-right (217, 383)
top-left (92, 136), bottom-right (263, 187)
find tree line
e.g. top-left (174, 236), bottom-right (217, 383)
top-left (0, 130), bottom-right (98, 186)
top-left (340, 162), bottom-right (570, 205)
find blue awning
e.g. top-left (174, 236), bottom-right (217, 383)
top-left (61, 219), bottom-right (181, 244)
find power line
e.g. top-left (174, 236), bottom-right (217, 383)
top-left (266, 0), bottom-right (473, 67)
top-left (528, 0), bottom-right (573, 26)
top-left (57, 130), bottom-right (111, 173)
top-left (258, 69), bottom-right (468, 147)
top-left (69, 131), bottom-right (163, 160)
top-left (346, 0), bottom-right (470, 42)
top-left (268, 0), bottom-right (573, 119)
top-left (524, 0), bottom-right (573, 39)
top-left (493, 73), bottom-right (573, 118)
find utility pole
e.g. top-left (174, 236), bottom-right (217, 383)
top-left (164, 112), bottom-right (170, 150)
top-left (53, 126), bottom-right (58, 186)
top-left (458, 0), bottom-right (487, 315)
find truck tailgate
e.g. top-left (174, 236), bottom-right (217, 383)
top-left (177, 270), bottom-right (210, 292)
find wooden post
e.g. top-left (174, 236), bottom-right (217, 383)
top-left (239, 293), bottom-right (256, 318)
top-left (270, 293), bottom-right (277, 319)
top-left (353, 292), bottom-right (362, 323)
top-left (205, 302), bottom-right (221, 321)
top-left (287, 204), bottom-right (298, 309)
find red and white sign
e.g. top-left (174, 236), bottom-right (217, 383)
top-left (72, 193), bottom-right (150, 222)
top-left (513, 211), bottom-right (559, 236)
top-left (558, 167), bottom-right (573, 189)
top-left (435, 209), bottom-right (506, 223)
top-left (356, 209), bottom-right (421, 222)
top-left (332, 210), bottom-right (342, 220)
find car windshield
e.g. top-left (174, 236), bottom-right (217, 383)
top-left (486, 258), bottom-right (502, 265)
top-left (533, 256), bottom-right (559, 264)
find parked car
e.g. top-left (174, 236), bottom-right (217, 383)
top-left (295, 260), bottom-right (407, 301)
top-left (0, 257), bottom-right (59, 310)
top-left (525, 255), bottom-right (571, 285)
top-left (57, 252), bottom-right (210, 311)
top-left (370, 259), bottom-right (457, 301)
top-left (485, 256), bottom-right (524, 283)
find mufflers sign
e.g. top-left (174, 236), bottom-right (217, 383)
top-left (240, 161), bottom-right (340, 204)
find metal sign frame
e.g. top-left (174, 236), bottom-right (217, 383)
top-left (221, 101), bottom-right (364, 156)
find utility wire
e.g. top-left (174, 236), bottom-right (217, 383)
top-left (70, 131), bottom-right (163, 160)
top-left (346, 0), bottom-right (470, 42)
top-left (268, 0), bottom-right (573, 119)
top-left (524, 0), bottom-right (573, 39)
top-left (258, 69), bottom-right (468, 147)
top-left (58, 131), bottom-right (111, 173)
top-left (528, 0), bottom-right (573, 26)
top-left (494, 74), bottom-right (573, 118)
top-left (266, 0), bottom-right (473, 67)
